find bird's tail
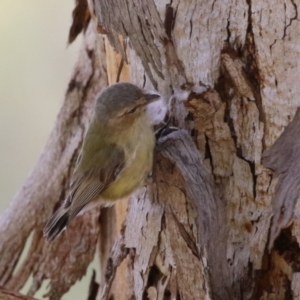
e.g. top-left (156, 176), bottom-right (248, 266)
top-left (44, 207), bottom-right (70, 241)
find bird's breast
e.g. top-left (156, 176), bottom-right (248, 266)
top-left (100, 121), bottom-right (155, 200)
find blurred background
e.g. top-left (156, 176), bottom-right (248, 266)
top-left (0, 1), bottom-right (95, 299)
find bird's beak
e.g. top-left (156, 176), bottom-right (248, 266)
top-left (144, 93), bottom-right (161, 104)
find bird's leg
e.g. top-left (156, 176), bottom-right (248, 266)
top-left (154, 114), bottom-right (179, 141)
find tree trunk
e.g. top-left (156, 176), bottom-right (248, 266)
top-left (1, 0), bottom-right (300, 299)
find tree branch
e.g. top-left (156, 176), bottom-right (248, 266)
top-left (0, 286), bottom-right (37, 300)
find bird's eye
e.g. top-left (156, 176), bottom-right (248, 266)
top-left (126, 107), bottom-right (137, 114)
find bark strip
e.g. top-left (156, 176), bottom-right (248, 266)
top-left (158, 130), bottom-right (231, 299)
top-left (0, 286), bottom-right (37, 300)
top-left (262, 108), bottom-right (300, 249)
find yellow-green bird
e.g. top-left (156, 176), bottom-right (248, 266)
top-left (44, 82), bottom-right (161, 241)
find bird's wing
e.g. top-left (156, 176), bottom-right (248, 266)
top-left (65, 144), bottom-right (125, 222)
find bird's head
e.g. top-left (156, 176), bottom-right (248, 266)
top-left (95, 82), bottom-right (161, 127)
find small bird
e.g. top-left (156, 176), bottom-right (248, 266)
top-left (44, 82), bottom-right (161, 241)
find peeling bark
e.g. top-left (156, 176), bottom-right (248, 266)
top-left (262, 108), bottom-right (300, 248)
top-left (92, 0), bottom-right (300, 299)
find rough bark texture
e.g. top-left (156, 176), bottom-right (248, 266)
top-left (1, 0), bottom-right (300, 299)
top-left (93, 0), bottom-right (300, 299)
top-left (262, 108), bottom-right (300, 249)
